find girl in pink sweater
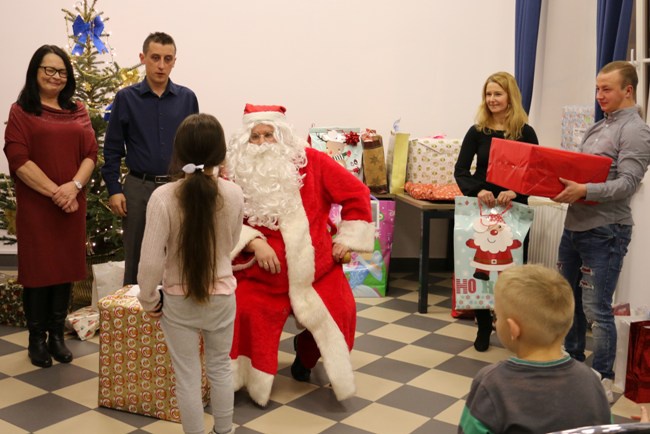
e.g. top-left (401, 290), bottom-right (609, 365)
top-left (137, 113), bottom-right (244, 434)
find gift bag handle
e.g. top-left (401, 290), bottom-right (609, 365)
top-left (477, 200), bottom-right (512, 224)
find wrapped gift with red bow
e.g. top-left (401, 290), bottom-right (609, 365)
top-left (486, 138), bottom-right (612, 198)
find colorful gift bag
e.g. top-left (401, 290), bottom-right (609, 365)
top-left (561, 105), bottom-right (594, 152)
top-left (330, 198), bottom-right (396, 297)
top-left (487, 138), bottom-right (612, 198)
top-left (387, 129), bottom-right (410, 194)
top-left (406, 137), bottom-right (463, 185)
top-left (624, 320), bottom-right (650, 403)
top-left (309, 127), bottom-right (363, 179)
top-left (361, 129), bottom-right (388, 194)
top-left (453, 196), bottom-right (534, 310)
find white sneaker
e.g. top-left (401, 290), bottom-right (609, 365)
top-left (601, 378), bottom-right (614, 404)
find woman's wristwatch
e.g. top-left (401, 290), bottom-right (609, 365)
top-left (73, 179), bottom-right (83, 190)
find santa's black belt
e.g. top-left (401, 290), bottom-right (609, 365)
top-left (129, 171), bottom-right (171, 184)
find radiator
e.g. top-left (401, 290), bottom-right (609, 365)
top-left (527, 197), bottom-right (568, 269)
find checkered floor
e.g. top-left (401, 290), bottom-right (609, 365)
top-left (0, 271), bottom-right (641, 434)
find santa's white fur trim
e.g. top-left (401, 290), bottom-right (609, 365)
top-left (243, 112), bottom-right (285, 124)
top-left (230, 226), bottom-right (264, 261)
top-left (231, 356), bottom-right (274, 407)
top-left (470, 261), bottom-right (516, 272)
top-left (279, 207), bottom-right (356, 401)
top-left (335, 220), bottom-right (375, 253)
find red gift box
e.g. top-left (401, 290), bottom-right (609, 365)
top-left (486, 138), bottom-right (612, 198)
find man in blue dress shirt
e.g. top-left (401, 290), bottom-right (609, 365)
top-left (102, 32), bottom-right (199, 284)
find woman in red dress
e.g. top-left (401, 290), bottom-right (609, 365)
top-left (4, 45), bottom-right (97, 368)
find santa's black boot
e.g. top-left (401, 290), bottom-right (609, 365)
top-left (473, 270), bottom-right (489, 281)
top-left (291, 335), bottom-right (311, 382)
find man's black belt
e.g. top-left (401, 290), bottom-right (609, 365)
top-left (129, 171), bottom-right (172, 184)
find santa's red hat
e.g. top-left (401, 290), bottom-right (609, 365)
top-left (242, 104), bottom-right (287, 123)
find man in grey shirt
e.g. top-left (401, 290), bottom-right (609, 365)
top-left (553, 60), bottom-right (650, 402)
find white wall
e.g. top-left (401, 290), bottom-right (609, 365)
top-left (528, 0), bottom-right (597, 146)
top-left (0, 0), bottom-right (599, 260)
top-left (1, 0), bottom-right (516, 172)
top-left (617, 174), bottom-right (650, 311)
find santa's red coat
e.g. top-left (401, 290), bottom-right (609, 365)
top-left (230, 148), bottom-right (374, 406)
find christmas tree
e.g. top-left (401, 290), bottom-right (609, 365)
top-left (0, 174), bottom-right (17, 244)
top-left (62, 0), bottom-right (141, 257)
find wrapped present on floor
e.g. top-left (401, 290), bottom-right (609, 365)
top-left (309, 127), bottom-right (363, 179)
top-left (561, 105), bottom-right (594, 152)
top-left (66, 306), bottom-right (100, 340)
top-left (0, 274), bottom-right (25, 328)
top-left (406, 137), bottom-right (464, 185)
top-left (98, 286), bottom-right (209, 422)
top-left (486, 138), bottom-right (612, 198)
top-left (361, 129), bottom-right (388, 194)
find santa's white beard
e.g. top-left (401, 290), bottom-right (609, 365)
top-left (228, 141), bottom-right (304, 229)
top-left (472, 226), bottom-right (515, 254)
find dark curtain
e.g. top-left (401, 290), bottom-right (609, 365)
top-left (595, 0), bottom-right (634, 120)
top-left (515, 0), bottom-right (542, 114)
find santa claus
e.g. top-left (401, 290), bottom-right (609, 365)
top-left (466, 215), bottom-right (521, 281)
top-left (226, 104), bottom-right (375, 407)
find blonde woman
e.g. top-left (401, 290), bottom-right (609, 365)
top-left (454, 71), bottom-right (538, 352)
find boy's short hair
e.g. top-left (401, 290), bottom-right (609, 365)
top-left (495, 264), bottom-right (574, 346)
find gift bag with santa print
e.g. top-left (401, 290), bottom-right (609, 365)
top-left (453, 196), bottom-right (534, 310)
top-left (309, 127), bottom-right (363, 179)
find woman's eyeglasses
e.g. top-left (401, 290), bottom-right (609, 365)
top-left (39, 66), bottom-right (68, 79)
